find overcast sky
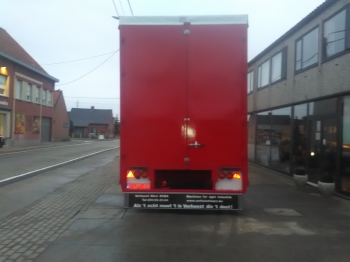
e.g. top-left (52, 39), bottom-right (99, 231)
top-left (1, 0), bottom-right (325, 117)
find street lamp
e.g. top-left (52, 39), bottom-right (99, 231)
top-left (0, 67), bottom-right (7, 75)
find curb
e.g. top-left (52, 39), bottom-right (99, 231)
top-left (0, 147), bottom-right (120, 188)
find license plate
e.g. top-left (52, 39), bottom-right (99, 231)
top-left (127, 183), bottom-right (151, 190)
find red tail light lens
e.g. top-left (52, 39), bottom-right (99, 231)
top-left (218, 172), bottom-right (226, 179)
top-left (141, 171), bottom-right (149, 178)
top-left (134, 171), bottom-right (141, 179)
top-left (226, 172), bottom-right (233, 179)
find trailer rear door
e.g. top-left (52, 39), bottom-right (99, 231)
top-left (121, 25), bottom-right (188, 169)
top-left (186, 24), bottom-right (247, 169)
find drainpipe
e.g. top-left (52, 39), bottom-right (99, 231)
top-left (12, 66), bottom-right (16, 147)
top-left (40, 87), bottom-right (42, 143)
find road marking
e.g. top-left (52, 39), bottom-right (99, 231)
top-left (0, 142), bottom-right (92, 156)
top-left (0, 147), bottom-right (120, 185)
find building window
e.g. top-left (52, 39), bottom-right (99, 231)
top-left (271, 52), bottom-right (282, 82)
top-left (248, 114), bottom-right (256, 161)
top-left (271, 48), bottom-right (287, 83)
top-left (256, 111), bottom-right (272, 166)
top-left (270, 107), bottom-right (292, 174)
top-left (0, 112), bottom-right (9, 137)
top-left (42, 89), bottom-right (46, 105)
top-left (247, 71), bottom-right (254, 93)
top-left (47, 91), bottom-right (52, 106)
top-left (35, 86), bottom-right (40, 103)
top-left (16, 79), bottom-right (22, 99)
top-left (324, 9), bottom-right (346, 58)
top-left (309, 98), bottom-right (337, 115)
top-left (295, 27), bottom-right (319, 71)
top-left (258, 60), bottom-right (270, 88)
top-left (0, 75), bottom-right (6, 96)
top-left (27, 84), bottom-right (32, 102)
top-left (341, 96), bottom-right (350, 194)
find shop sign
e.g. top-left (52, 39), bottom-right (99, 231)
top-left (0, 100), bottom-right (8, 106)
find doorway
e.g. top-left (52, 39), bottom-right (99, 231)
top-left (41, 117), bottom-right (52, 142)
top-left (307, 117), bottom-right (337, 183)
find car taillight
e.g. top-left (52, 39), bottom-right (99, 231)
top-left (226, 172), bottom-right (233, 179)
top-left (134, 171), bottom-right (141, 179)
top-left (218, 172), bottom-right (226, 179)
top-left (141, 171), bottom-right (149, 178)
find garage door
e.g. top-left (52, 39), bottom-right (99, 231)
top-left (41, 117), bottom-right (51, 142)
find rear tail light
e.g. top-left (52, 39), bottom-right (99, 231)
top-left (217, 169), bottom-right (242, 180)
top-left (126, 168), bottom-right (151, 190)
top-left (226, 172), bottom-right (233, 179)
top-left (134, 171), bottom-right (141, 179)
top-left (233, 172), bottom-right (241, 179)
top-left (127, 171), bottom-right (134, 178)
top-left (141, 171), bottom-right (149, 178)
top-left (126, 168), bottom-right (149, 179)
top-left (218, 172), bottom-right (226, 179)
top-left (215, 168), bottom-right (243, 190)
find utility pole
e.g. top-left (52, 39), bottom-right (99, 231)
top-left (76, 99), bottom-right (79, 108)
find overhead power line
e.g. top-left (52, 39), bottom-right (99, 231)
top-left (118, 0), bottom-right (125, 15)
top-left (127, 0), bottom-right (134, 15)
top-left (56, 50), bottom-right (119, 86)
top-left (41, 51), bottom-right (118, 65)
top-left (112, 0), bottom-right (119, 16)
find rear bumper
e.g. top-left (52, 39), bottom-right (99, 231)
top-left (124, 193), bottom-right (243, 210)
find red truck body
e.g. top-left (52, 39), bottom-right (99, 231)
top-left (119, 15), bottom-right (248, 210)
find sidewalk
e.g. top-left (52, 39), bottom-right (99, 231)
top-left (247, 163), bottom-right (349, 208)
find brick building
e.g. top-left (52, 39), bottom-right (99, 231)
top-left (0, 27), bottom-right (63, 146)
top-left (53, 90), bottom-right (70, 142)
top-left (69, 107), bottom-right (114, 138)
top-left (247, 0), bottom-right (350, 196)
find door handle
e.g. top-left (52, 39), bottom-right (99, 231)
top-left (188, 141), bottom-right (204, 148)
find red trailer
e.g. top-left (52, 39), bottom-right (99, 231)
top-left (119, 15), bottom-right (248, 210)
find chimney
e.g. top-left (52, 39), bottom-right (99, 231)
top-left (91, 106), bottom-right (94, 110)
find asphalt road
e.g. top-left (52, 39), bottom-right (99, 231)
top-left (0, 149), bottom-right (119, 220)
top-left (0, 139), bottom-right (119, 181)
